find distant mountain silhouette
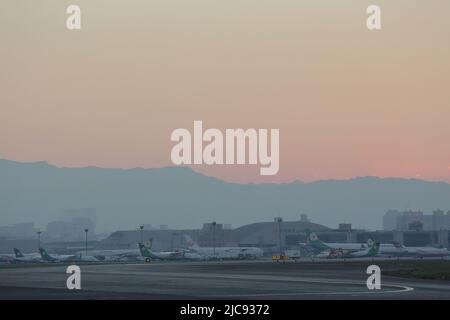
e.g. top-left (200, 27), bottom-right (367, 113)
top-left (1, 159), bottom-right (450, 231)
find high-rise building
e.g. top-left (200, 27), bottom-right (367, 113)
top-left (0, 222), bottom-right (38, 240)
top-left (45, 208), bottom-right (97, 241)
top-left (383, 209), bottom-right (450, 231)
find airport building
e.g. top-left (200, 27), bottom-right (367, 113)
top-left (2, 214), bottom-right (449, 255)
top-left (231, 219), bottom-right (330, 253)
top-left (85, 213), bottom-right (450, 254)
top-left (96, 217), bottom-right (331, 252)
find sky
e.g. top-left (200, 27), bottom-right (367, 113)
top-left (1, 0), bottom-right (449, 183)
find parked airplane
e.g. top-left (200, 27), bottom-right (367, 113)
top-left (13, 248), bottom-right (42, 262)
top-left (0, 255), bottom-right (15, 263)
top-left (375, 243), bottom-right (410, 258)
top-left (77, 248), bottom-right (142, 261)
top-left (305, 230), bottom-right (450, 259)
top-left (316, 242), bottom-right (380, 259)
top-left (369, 242), bottom-right (450, 259)
top-left (403, 245), bottom-right (450, 258)
top-left (304, 230), bottom-right (367, 255)
top-left (354, 240), bottom-right (450, 259)
top-left (138, 243), bottom-right (203, 262)
top-left (74, 253), bottom-right (100, 262)
top-left (39, 248), bottom-right (78, 262)
top-left (184, 235), bottom-right (263, 260)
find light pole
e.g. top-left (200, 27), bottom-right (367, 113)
top-left (139, 225), bottom-right (144, 244)
top-left (37, 230), bottom-right (42, 250)
top-left (171, 232), bottom-right (179, 251)
top-left (276, 217), bottom-right (283, 257)
top-left (212, 221), bottom-right (217, 259)
top-left (84, 229), bottom-right (89, 257)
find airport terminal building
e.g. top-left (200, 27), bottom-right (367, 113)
top-left (94, 216), bottom-right (450, 254)
top-left (2, 214), bottom-right (449, 254)
top-left (96, 218), bottom-right (331, 253)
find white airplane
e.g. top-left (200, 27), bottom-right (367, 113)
top-left (375, 243), bottom-right (410, 257)
top-left (304, 230), bottom-right (383, 259)
top-left (138, 243), bottom-right (203, 262)
top-left (403, 245), bottom-right (450, 258)
top-left (12, 248), bottom-right (42, 262)
top-left (304, 230), bottom-right (368, 255)
top-left (184, 235), bottom-right (263, 260)
top-left (74, 253), bottom-right (100, 262)
top-left (39, 248), bottom-right (78, 262)
top-left (316, 243), bottom-right (380, 259)
top-left (0, 255), bottom-right (15, 263)
top-left (305, 230), bottom-right (450, 259)
top-left (367, 241), bottom-right (450, 258)
top-left (77, 248), bottom-right (142, 261)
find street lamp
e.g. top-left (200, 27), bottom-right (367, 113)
top-left (37, 230), bottom-right (42, 250)
top-left (212, 221), bottom-right (217, 259)
top-left (84, 229), bottom-right (89, 257)
top-left (275, 217), bottom-right (283, 257)
top-left (139, 225), bottom-right (144, 244)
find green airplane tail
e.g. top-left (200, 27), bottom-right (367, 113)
top-left (138, 243), bottom-right (158, 259)
top-left (39, 248), bottom-right (54, 261)
top-left (367, 242), bottom-right (380, 257)
top-left (305, 229), bottom-right (329, 251)
top-left (13, 248), bottom-right (24, 258)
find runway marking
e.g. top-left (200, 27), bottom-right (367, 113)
top-left (81, 269), bottom-right (415, 297)
top-left (209, 285), bottom-right (414, 297)
top-left (1, 264), bottom-right (420, 298)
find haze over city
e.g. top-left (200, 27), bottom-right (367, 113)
top-left (1, 0), bottom-right (450, 183)
top-left (2, 1), bottom-right (450, 304)
top-left (1, 159), bottom-right (449, 232)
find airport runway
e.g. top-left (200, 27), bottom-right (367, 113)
top-left (1, 260), bottom-right (450, 299)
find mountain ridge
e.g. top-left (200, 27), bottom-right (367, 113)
top-left (1, 159), bottom-right (449, 231)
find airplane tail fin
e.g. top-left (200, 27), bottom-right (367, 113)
top-left (368, 242), bottom-right (380, 256)
top-left (305, 229), bottom-right (329, 251)
top-left (138, 243), bottom-right (157, 259)
top-left (184, 234), bottom-right (200, 250)
top-left (39, 248), bottom-right (52, 261)
top-left (138, 243), bottom-right (148, 257)
top-left (13, 248), bottom-right (24, 258)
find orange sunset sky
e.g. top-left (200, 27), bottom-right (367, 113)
top-left (1, 0), bottom-right (449, 183)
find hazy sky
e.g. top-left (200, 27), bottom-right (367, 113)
top-left (1, 0), bottom-right (449, 183)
